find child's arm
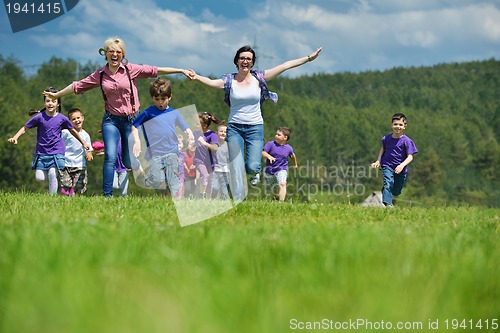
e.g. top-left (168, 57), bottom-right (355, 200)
top-left (395, 154), bottom-right (414, 174)
top-left (197, 136), bottom-right (218, 151)
top-left (262, 150), bottom-right (276, 164)
top-left (8, 126), bottom-right (30, 144)
top-left (290, 153), bottom-right (298, 169)
top-left (185, 128), bottom-right (194, 143)
top-left (131, 126), bottom-right (141, 157)
top-left (370, 147), bottom-right (385, 168)
top-left (69, 128), bottom-right (90, 150)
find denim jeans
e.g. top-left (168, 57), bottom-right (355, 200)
top-left (101, 112), bottom-right (135, 197)
top-left (148, 153), bottom-right (181, 195)
top-left (226, 123), bottom-right (264, 201)
top-left (381, 166), bottom-right (407, 205)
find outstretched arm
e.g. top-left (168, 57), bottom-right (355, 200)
top-left (43, 84), bottom-right (75, 100)
top-left (8, 126), bottom-right (30, 144)
top-left (69, 128), bottom-right (90, 150)
top-left (157, 67), bottom-right (191, 79)
top-left (264, 47), bottom-right (322, 81)
top-left (188, 70), bottom-right (225, 89)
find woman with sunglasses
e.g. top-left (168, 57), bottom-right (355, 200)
top-left (44, 37), bottom-right (190, 197)
top-left (188, 45), bottom-right (322, 201)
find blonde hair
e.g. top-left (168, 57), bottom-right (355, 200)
top-left (99, 37), bottom-right (127, 60)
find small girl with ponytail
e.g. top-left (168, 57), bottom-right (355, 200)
top-left (194, 112), bottom-right (225, 198)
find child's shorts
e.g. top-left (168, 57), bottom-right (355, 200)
top-left (32, 154), bottom-right (65, 170)
top-left (60, 167), bottom-right (88, 194)
top-left (264, 170), bottom-right (288, 187)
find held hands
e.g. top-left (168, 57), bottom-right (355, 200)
top-left (185, 69), bottom-right (197, 81)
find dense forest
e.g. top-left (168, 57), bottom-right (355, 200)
top-left (1, 55), bottom-right (498, 206)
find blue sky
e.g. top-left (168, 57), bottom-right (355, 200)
top-left (1, 0), bottom-right (499, 77)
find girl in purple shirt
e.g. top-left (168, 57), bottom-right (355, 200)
top-left (8, 87), bottom-right (89, 195)
top-left (43, 37), bottom-right (190, 197)
top-left (194, 112), bottom-right (224, 198)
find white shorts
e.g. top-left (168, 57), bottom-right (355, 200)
top-left (265, 170), bottom-right (288, 187)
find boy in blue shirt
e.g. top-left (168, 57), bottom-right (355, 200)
top-left (131, 78), bottom-right (194, 198)
top-left (371, 113), bottom-right (418, 207)
top-left (262, 127), bottom-right (297, 202)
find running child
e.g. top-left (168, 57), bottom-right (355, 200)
top-left (371, 113), bottom-right (418, 207)
top-left (8, 87), bottom-right (90, 195)
top-left (61, 108), bottom-right (94, 196)
top-left (262, 127), bottom-right (297, 202)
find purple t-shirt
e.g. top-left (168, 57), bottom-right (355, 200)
top-left (25, 112), bottom-right (74, 155)
top-left (263, 141), bottom-right (294, 175)
top-left (380, 134), bottom-right (418, 173)
top-left (194, 130), bottom-right (218, 170)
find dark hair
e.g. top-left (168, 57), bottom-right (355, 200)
top-left (392, 113), bottom-right (407, 124)
top-left (28, 108), bottom-right (43, 117)
top-left (198, 112), bottom-right (225, 129)
top-left (68, 107), bottom-right (82, 118)
top-left (150, 78), bottom-right (172, 98)
top-left (277, 127), bottom-right (292, 140)
top-left (233, 45), bottom-right (256, 69)
top-left (43, 87), bottom-right (62, 113)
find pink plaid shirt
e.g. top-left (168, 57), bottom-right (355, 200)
top-left (72, 63), bottom-right (158, 116)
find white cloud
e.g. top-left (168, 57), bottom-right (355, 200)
top-left (8, 0), bottom-right (499, 76)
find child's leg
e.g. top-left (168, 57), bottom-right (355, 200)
top-left (196, 163), bottom-right (209, 196)
top-left (163, 154), bottom-right (181, 198)
top-left (392, 172), bottom-right (407, 197)
top-left (276, 170), bottom-right (288, 202)
top-left (60, 168), bottom-right (76, 196)
top-left (73, 169), bottom-right (87, 195)
top-left (35, 169), bottom-right (48, 182)
top-left (381, 167), bottom-right (395, 206)
top-left (47, 167), bottom-right (59, 195)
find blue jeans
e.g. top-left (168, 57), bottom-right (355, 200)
top-left (148, 153), bottom-right (181, 195)
top-left (226, 123), bottom-right (264, 201)
top-left (381, 166), bottom-right (407, 205)
top-left (101, 112), bottom-right (135, 197)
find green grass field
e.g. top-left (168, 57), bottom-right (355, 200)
top-left (0, 192), bottom-right (498, 333)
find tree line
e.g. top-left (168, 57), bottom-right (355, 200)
top-left (1, 55), bottom-right (498, 206)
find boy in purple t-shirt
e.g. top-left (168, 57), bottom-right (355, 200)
top-left (8, 87), bottom-right (90, 195)
top-left (371, 113), bottom-right (418, 207)
top-left (262, 127), bottom-right (298, 202)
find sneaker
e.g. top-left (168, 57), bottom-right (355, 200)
top-left (250, 173), bottom-right (261, 186)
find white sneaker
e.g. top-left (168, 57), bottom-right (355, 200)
top-left (250, 173), bottom-right (261, 186)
